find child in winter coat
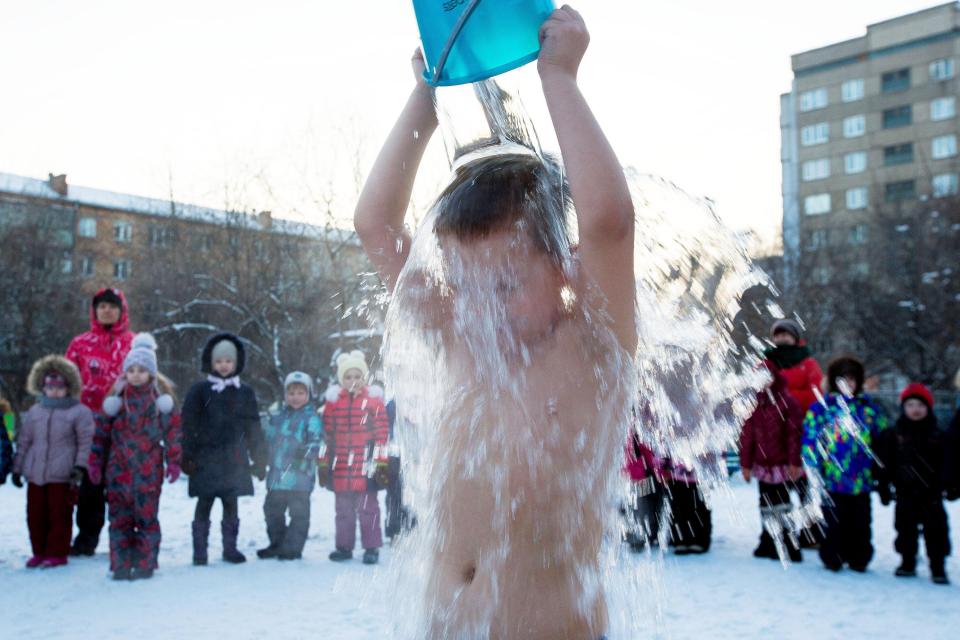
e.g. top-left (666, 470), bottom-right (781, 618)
top-left (739, 363), bottom-right (805, 562)
top-left (661, 458), bottom-right (712, 554)
top-left (257, 371), bottom-right (323, 561)
top-left (802, 355), bottom-right (887, 572)
top-left (621, 433), bottom-right (665, 551)
top-left (88, 333), bottom-right (181, 581)
top-left (875, 383), bottom-right (954, 584)
top-left (12, 355), bottom-right (94, 568)
top-left (182, 333), bottom-right (266, 566)
top-left (319, 351), bottom-right (389, 565)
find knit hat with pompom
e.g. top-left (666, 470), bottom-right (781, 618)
top-left (123, 333), bottom-right (158, 376)
top-left (336, 350), bottom-right (369, 386)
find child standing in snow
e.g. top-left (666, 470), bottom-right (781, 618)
top-left (802, 355), bottom-right (887, 572)
top-left (319, 351), bottom-right (389, 565)
top-left (875, 383), bottom-right (954, 584)
top-left (739, 362), bottom-right (805, 562)
top-left (622, 433), bottom-right (665, 551)
top-left (662, 458), bottom-right (712, 555)
top-left (88, 333), bottom-right (181, 580)
top-left (182, 333), bottom-right (266, 566)
top-left (257, 371), bottom-right (323, 561)
top-left (12, 355), bottom-right (94, 568)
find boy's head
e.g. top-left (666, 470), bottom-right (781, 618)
top-left (92, 289), bottom-right (123, 327)
top-left (284, 371), bottom-right (313, 410)
top-left (432, 153), bottom-right (573, 342)
top-left (770, 319), bottom-right (801, 347)
top-left (211, 340), bottom-right (238, 377)
top-left (336, 350), bottom-right (368, 392)
top-left (123, 333), bottom-right (158, 388)
top-left (900, 382), bottom-right (933, 421)
top-left (827, 356), bottom-right (864, 397)
top-left (42, 371), bottom-right (68, 399)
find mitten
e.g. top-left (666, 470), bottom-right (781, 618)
top-left (69, 466), bottom-right (86, 487)
top-left (12, 473), bottom-right (23, 488)
top-left (374, 462), bottom-right (390, 491)
top-left (87, 464), bottom-right (102, 486)
top-left (166, 463), bottom-right (182, 484)
top-left (181, 458), bottom-right (196, 476)
top-left (317, 464), bottom-right (331, 490)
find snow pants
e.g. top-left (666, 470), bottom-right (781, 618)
top-left (73, 473), bottom-right (105, 553)
top-left (384, 456), bottom-right (412, 539)
top-left (819, 491), bottom-right (872, 570)
top-left (27, 482), bottom-right (74, 559)
top-left (792, 475), bottom-right (824, 547)
top-left (668, 481), bottom-right (712, 551)
top-left (107, 488), bottom-right (161, 571)
top-left (623, 478), bottom-right (665, 548)
top-left (264, 489), bottom-right (311, 556)
top-left (894, 493), bottom-right (951, 562)
top-left (334, 490), bottom-right (382, 551)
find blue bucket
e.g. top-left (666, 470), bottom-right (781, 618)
top-left (413, 0), bottom-right (556, 87)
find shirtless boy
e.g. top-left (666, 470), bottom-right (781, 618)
top-left (355, 7), bottom-right (636, 639)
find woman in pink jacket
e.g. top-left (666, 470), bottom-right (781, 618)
top-left (11, 355), bottom-right (94, 568)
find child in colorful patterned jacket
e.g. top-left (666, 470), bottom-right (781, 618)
top-left (89, 333), bottom-right (181, 581)
top-left (257, 371), bottom-right (324, 561)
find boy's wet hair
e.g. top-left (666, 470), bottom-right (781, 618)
top-left (432, 152), bottom-right (571, 264)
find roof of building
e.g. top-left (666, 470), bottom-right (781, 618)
top-left (0, 171), bottom-right (357, 245)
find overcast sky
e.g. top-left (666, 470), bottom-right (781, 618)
top-left (0, 0), bottom-right (945, 244)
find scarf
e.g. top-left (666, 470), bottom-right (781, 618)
top-left (40, 396), bottom-right (78, 409)
top-left (764, 344), bottom-right (812, 370)
top-left (208, 374), bottom-right (241, 393)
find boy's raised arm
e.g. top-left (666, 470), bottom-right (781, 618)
top-left (354, 52), bottom-right (439, 291)
top-left (538, 6), bottom-right (636, 352)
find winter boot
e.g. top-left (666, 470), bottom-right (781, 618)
top-left (257, 545), bottom-right (281, 560)
top-left (895, 557), bottom-right (916, 578)
top-left (753, 531), bottom-right (778, 560)
top-left (931, 559), bottom-right (949, 585)
top-left (786, 537), bottom-right (803, 563)
top-left (277, 550), bottom-right (302, 561)
top-left (221, 519), bottom-right (247, 564)
top-left (41, 556), bottom-right (68, 568)
top-left (132, 567), bottom-right (154, 580)
top-left (112, 567), bottom-right (132, 581)
top-left (363, 548), bottom-right (380, 565)
top-left (192, 520), bottom-right (210, 566)
top-left (25, 556), bottom-right (45, 569)
top-left (329, 548), bottom-right (353, 562)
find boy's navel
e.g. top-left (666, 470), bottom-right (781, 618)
top-left (463, 564), bottom-right (476, 584)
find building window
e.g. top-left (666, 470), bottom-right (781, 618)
top-left (148, 225), bottom-right (175, 247)
top-left (846, 187), bottom-right (869, 210)
top-left (884, 143), bottom-right (914, 166)
top-left (843, 115), bottom-right (866, 138)
top-left (844, 151), bottom-right (868, 174)
top-left (929, 58), bottom-right (955, 81)
top-left (806, 228), bottom-right (829, 250)
top-left (882, 105), bottom-right (912, 129)
top-left (812, 266), bottom-right (832, 285)
top-left (804, 193), bottom-right (831, 215)
top-left (851, 262), bottom-right (870, 279)
top-left (196, 234), bottom-right (213, 252)
top-left (932, 134), bottom-right (958, 160)
top-left (79, 256), bottom-right (95, 278)
top-left (113, 260), bottom-right (130, 281)
top-left (802, 158), bottom-right (831, 181)
top-left (931, 96), bottom-right (956, 121)
top-left (113, 221), bottom-right (132, 243)
top-left (932, 173), bottom-right (959, 198)
top-left (841, 78), bottom-right (864, 102)
top-left (849, 225), bottom-right (867, 245)
top-left (801, 123), bottom-right (829, 146)
top-left (78, 217), bottom-right (97, 238)
top-left (881, 68), bottom-right (910, 93)
top-left (799, 88), bottom-right (828, 112)
top-left (60, 253), bottom-right (73, 274)
top-left (885, 180), bottom-right (916, 203)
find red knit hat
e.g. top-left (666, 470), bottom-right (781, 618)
top-left (900, 382), bottom-right (934, 408)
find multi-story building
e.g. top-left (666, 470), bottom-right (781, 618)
top-left (0, 171), bottom-right (371, 402)
top-left (778, 3), bottom-right (960, 387)
top-left (781, 2), bottom-right (959, 293)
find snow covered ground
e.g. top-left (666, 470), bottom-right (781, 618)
top-left (2, 479), bottom-right (957, 639)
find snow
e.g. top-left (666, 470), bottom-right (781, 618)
top-left (1, 480), bottom-right (958, 639)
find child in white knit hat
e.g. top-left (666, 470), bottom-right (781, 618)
top-left (89, 333), bottom-right (181, 580)
top-left (319, 350), bottom-right (389, 565)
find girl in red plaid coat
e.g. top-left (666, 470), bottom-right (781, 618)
top-left (319, 351), bottom-right (389, 565)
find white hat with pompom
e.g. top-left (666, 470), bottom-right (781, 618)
top-left (123, 332), bottom-right (158, 376)
top-left (335, 350), bottom-right (368, 386)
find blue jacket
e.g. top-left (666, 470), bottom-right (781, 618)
top-left (802, 393), bottom-right (888, 495)
top-left (264, 402), bottom-right (323, 492)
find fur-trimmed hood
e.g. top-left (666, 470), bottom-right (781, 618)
top-left (200, 333), bottom-right (246, 376)
top-left (27, 355), bottom-right (83, 399)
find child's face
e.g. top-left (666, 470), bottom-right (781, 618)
top-left (95, 302), bottom-right (121, 326)
top-left (44, 386), bottom-right (67, 399)
top-left (903, 398), bottom-right (929, 421)
top-left (836, 375), bottom-right (858, 396)
top-left (286, 384), bottom-right (309, 410)
top-left (213, 357), bottom-right (236, 377)
top-left (126, 365), bottom-right (151, 388)
top-left (441, 229), bottom-right (566, 345)
top-left (343, 369), bottom-right (365, 392)
top-left (772, 331), bottom-right (797, 346)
